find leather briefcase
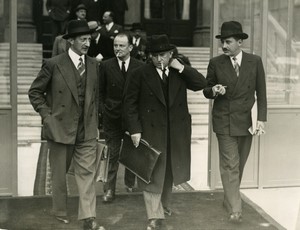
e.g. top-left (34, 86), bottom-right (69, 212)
top-left (119, 132), bottom-right (161, 184)
top-left (95, 140), bottom-right (109, 182)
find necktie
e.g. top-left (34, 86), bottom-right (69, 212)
top-left (162, 68), bottom-right (168, 84)
top-left (232, 57), bottom-right (239, 77)
top-left (77, 57), bottom-right (85, 78)
top-left (121, 61), bottom-right (126, 77)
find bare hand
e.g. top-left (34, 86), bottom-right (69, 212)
top-left (212, 84), bottom-right (227, 96)
top-left (131, 133), bottom-right (141, 148)
top-left (169, 58), bottom-right (184, 71)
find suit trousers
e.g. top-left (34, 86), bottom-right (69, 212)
top-left (216, 134), bottom-right (253, 213)
top-left (48, 138), bottom-right (97, 220)
top-left (143, 151), bottom-right (173, 220)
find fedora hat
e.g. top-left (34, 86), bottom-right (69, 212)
top-left (75, 4), bottom-right (87, 12)
top-left (216, 21), bottom-right (248, 39)
top-left (130, 22), bottom-right (143, 31)
top-left (148, 34), bottom-right (176, 53)
top-left (63, 20), bottom-right (94, 39)
top-left (88, 21), bottom-right (101, 31)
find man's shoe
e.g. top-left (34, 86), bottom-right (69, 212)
top-left (163, 207), bottom-right (172, 216)
top-left (146, 219), bottom-right (161, 230)
top-left (229, 212), bottom-right (242, 223)
top-left (83, 217), bottom-right (105, 230)
top-left (55, 215), bottom-right (70, 224)
top-left (102, 189), bottom-right (115, 203)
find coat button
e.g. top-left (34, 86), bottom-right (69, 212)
top-left (61, 105), bottom-right (65, 107)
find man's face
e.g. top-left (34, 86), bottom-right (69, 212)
top-left (150, 51), bottom-right (172, 69)
top-left (69, 34), bottom-right (91, 55)
top-left (114, 35), bottom-right (133, 60)
top-left (221, 37), bottom-right (242, 56)
top-left (76, 9), bottom-right (87, 20)
top-left (102, 12), bottom-right (112, 24)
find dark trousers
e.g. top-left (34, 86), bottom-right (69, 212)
top-left (103, 135), bottom-right (136, 191)
top-left (216, 134), bottom-right (253, 213)
top-left (48, 138), bottom-right (97, 220)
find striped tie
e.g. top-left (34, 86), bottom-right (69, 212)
top-left (77, 57), bottom-right (85, 77)
top-left (232, 57), bottom-right (239, 77)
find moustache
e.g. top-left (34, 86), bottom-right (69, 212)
top-left (222, 48), bottom-right (228, 52)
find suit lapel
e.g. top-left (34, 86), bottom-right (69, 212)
top-left (232, 52), bottom-right (253, 95)
top-left (57, 53), bottom-right (79, 105)
top-left (220, 55), bottom-right (238, 86)
top-left (84, 56), bottom-right (97, 110)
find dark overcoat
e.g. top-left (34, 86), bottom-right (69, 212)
top-left (123, 63), bottom-right (206, 193)
top-left (28, 52), bottom-right (99, 144)
top-left (203, 52), bottom-right (267, 135)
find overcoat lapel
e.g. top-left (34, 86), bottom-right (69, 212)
top-left (168, 69), bottom-right (182, 107)
top-left (57, 53), bottom-right (79, 105)
top-left (144, 66), bottom-right (166, 106)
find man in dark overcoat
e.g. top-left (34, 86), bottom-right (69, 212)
top-left (28, 20), bottom-right (105, 230)
top-left (123, 34), bottom-right (207, 230)
top-left (203, 21), bottom-right (267, 223)
top-left (99, 32), bottom-right (144, 202)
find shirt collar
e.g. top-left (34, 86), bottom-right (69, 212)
top-left (68, 48), bottom-right (85, 67)
top-left (106, 22), bottom-right (114, 30)
top-left (231, 51), bottom-right (242, 66)
top-left (156, 67), bottom-right (169, 79)
top-left (118, 57), bottom-right (130, 70)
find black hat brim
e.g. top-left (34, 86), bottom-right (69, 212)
top-left (63, 29), bottom-right (95, 39)
top-left (215, 33), bottom-right (248, 40)
top-left (149, 44), bottom-right (176, 54)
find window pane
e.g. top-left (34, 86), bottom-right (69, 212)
top-left (0, 0), bottom-right (10, 106)
top-left (267, 0), bottom-right (300, 105)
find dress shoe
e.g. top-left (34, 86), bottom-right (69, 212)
top-left (146, 219), bottom-right (162, 230)
top-left (102, 189), bottom-right (115, 203)
top-left (229, 212), bottom-right (242, 223)
top-left (126, 186), bottom-right (134, 193)
top-left (163, 207), bottom-right (172, 216)
top-left (55, 215), bottom-right (70, 224)
top-left (83, 217), bottom-right (105, 230)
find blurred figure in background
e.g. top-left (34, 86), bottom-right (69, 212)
top-left (130, 23), bottom-right (147, 62)
top-left (107, 0), bottom-right (128, 27)
top-left (87, 21), bottom-right (107, 62)
top-left (75, 4), bottom-right (87, 20)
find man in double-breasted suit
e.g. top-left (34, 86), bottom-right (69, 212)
top-left (123, 34), bottom-right (206, 230)
top-left (28, 20), bottom-right (105, 230)
top-left (99, 11), bottom-right (123, 60)
top-left (99, 32), bottom-right (144, 202)
top-left (203, 21), bottom-right (267, 223)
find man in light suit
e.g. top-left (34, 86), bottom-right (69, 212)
top-left (99, 32), bottom-right (144, 202)
top-left (123, 34), bottom-right (206, 230)
top-left (203, 21), bottom-right (267, 223)
top-left (99, 11), bottom-right (123, 60)
top-left (28, 20), bottom-right (105, 230)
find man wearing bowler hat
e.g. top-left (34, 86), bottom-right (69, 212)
top-left (123, 34), bottom-right (206, 229)
top-left (203, 21), bottom-right (267, 223)
top-left (28, 20), bottom-right (105, 230)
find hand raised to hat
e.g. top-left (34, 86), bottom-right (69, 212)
top-left (169, 58), bottom-right (184, 71)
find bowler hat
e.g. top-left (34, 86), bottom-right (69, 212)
top-left (75, 4), bottom-right (87, 12)
top-left (130, 23), bottom-right (143, 31)
top-left (88, 21), bottom-right (101, 31)
top-left (148, 34), bottom-right (176, 53)
top-left (63, 20), bottom-right (94, 39)
top-left (215, 21), bottom-right (248, 39)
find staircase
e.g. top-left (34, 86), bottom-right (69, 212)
top-left (0, 43), bottom-right (43, 146)
top-left (178, 47), bottom-right (210, 141)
